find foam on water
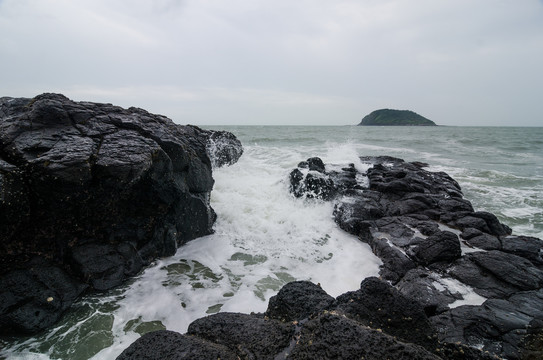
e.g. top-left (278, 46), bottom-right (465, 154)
top-left (1, 141), bottom-right (381, 360)
top-left (94, 142), bottom-right (382, 358)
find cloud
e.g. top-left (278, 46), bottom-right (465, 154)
top-left (1, 0), bottom-right (543, 125)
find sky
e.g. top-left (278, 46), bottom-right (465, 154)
top-left (1, 0), bottom-right (543, 126)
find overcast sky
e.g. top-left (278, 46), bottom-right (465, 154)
top-left (1, 0), bottom-right (542, 126)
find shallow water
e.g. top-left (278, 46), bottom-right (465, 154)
top-left (2, 125), bottom-right (542, 359)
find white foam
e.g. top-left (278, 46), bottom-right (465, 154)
top-left (87, 142), bottom-right (382, 359)
top-left (432, 277), bottom-right (487, 308)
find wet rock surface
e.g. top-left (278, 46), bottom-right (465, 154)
top-left (290, 155), bottom-right (543, 359)
top-left (119, 279), bottom-right (497, 360)
top-left (117, 155), bottom-right (542, 359)
top-left (116, 330), bottom-right (238, 360)
top-left (0, 93), bottom-right (242, 335)
top-left (187, 312), bottom-right (294, 360)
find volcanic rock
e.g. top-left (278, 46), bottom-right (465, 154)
top-left (0, 93), bottom-right (242, 335)
top-left (116, 330), bottom-right (238, 360)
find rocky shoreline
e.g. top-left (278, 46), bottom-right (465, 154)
top-left (118, 156), bottom-right (542, 359)
top-left (2, 96), bottom-right (542, 359)
top-left (0, 94), bottom-right (242, 335)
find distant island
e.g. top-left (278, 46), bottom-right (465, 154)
top-left (359, 109), bottom-right (437, 126)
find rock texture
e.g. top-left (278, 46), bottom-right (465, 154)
top-left (289, 155), bottom-right (543, 359)
top-left (0, 93), bottom-right (242, 335)
top-left (119, 279), bottom-right (496, 360)
top-left (116, 155), bottom-right (542, 360)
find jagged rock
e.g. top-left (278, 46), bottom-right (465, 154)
top-left (265, 280), bottom-right (335, 322)
top-left (0, 93), bottom-right (242, 335)
top-left (0, 258), bottom-right (87, 335)
top-left (449, 251), bottom-right (543, 299)
top-left (431, 290), bottom-right (543, 359)
top-left (369, 237), bottom-right (416, 282)
top-left (336, 277), bottom-right (437, 349)
top-left (199, 127), bottom-right (243, 167)
top-left (501, 235), bottom-right (543, 265)
top-left (187, 312), bottom-right (293, 359)
top-left (288, 312), bottom-right (440, 360)
top-left (116, 330), bottom-right (238, 360)
top-left (396, 269), bottom-right (461, 316)
top-left (289, 157), bottom-right (363, 200)
top-left (408, 231), bottom-right (462, 266)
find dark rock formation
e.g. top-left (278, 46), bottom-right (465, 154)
top-left (336, 277), bottom-right (437, 350)
top-left (359, 109), bottom-right (437, 126)
top-left (0, 257), bottom-right (88, 334)
top-left (265, 280), bottom-right (335, 322)
top-left (0, 93), bottom-right (242, 335)
top-left (117, 154), bottom-right (541, 359)
top-left (287, 155), bottom-right (542, 359)
top-left (288, 312), bottom-right (440, 360)
top-left (119, 278), bottom-right (496, 360)
top-left (289, 158), bottom-right (362, 200)
top-left (116, 330), bottom-right (238, 360)
top-left (198, 127), bottom-right (243, 168)
top-left (187, 313), bottom-right (294, 359)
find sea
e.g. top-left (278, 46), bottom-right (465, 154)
top-left (1, 125), bottom-right (542, 359)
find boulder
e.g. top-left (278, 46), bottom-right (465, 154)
top-left (187, 312), bottom-right (293, 359)
top-left (396, 269), bottom-right (460, 316)
top-left (288, 313), bottom-right (440, 360)
top-left (116, 330), bottom-right (238, 360)
top-left (198, 127), bottom-right (243, 168)
top-left (408, 231), bottom-right (462, 266)
top-left (431, 290), bottom-right (543, 359)
top-left (0, 93), bottom-right (242, 334)
top-left (0, 258), bottom-right (87, 335)
top-left (336, 277), bottom-right (437, 349)
top-left (265, 280), bottom-right (335, 322)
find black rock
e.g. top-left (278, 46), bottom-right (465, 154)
top-left (187, 312), bottom-right (293, 360)
top-left (0, 93), bottom-right (242, 334)
top-left (501, 235), bottom-right (543, 265)
top-left (289, 157), bottom-right (363, 200)
top-left (69, 243), bottom-right (135, 291)
top-left (0, 258), bottom-right (87, 335)
top-left (469, 251), bottom-right (543, 291)
top-left (288, 312), bottom-right (441, 360)
top-left (306, 156), bottom-right (325, 172)
top-left (369, 237), bottom-right (416, 283)
top-left (116, 330), bottom-right (238, 360)
top-left (431, 290), bottom-right (543, 359)
top-left (408, 231), bottom-right (462, 266)
top-left (448, 250), bottom-right (543, 299)
top-left (265, 280), bottom-right (335, 322)
top-left (336, 277), bottom-right (437, 349)
top-left (396, 269), bottom-right (461, 316)
top-left (464, 233), bottom-right (501, 250)
top-left (199, 127), bottom-right (243, 168)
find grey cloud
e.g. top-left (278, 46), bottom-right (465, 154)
top-left (1, 0), bottom-right (542, 125)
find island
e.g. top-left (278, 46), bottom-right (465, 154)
top-left (359, 109), bottom-right (437, 126)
